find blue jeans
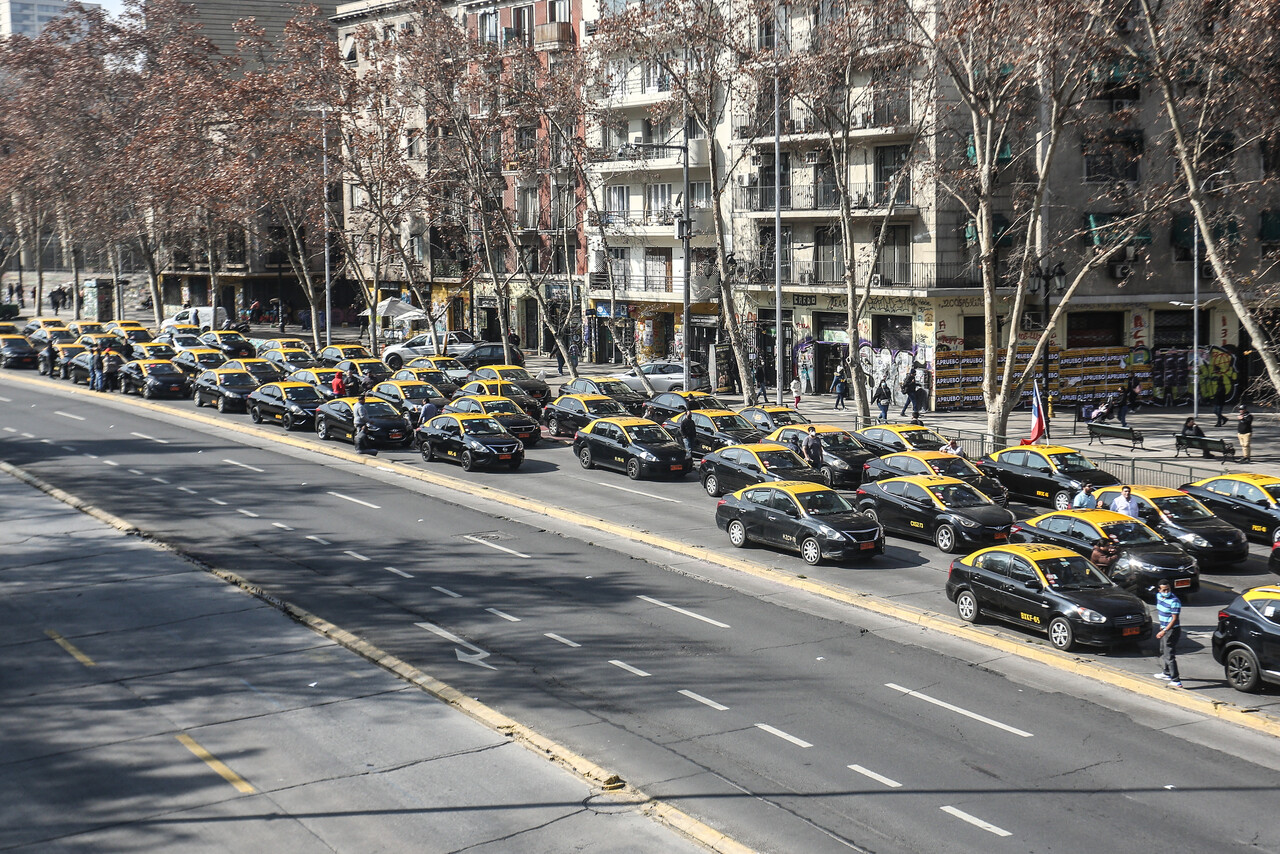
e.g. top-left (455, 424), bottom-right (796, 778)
top-left (834, 391), bottom-right (845, 409)
top-left (878, 401), bottom-right (889, 422)
top-left (89, 368), bottom-right (101, 390)
top-left (1117, 404), bottom-right (1129, 427)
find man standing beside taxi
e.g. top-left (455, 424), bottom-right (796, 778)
top-left (1109, 485), bottom-right (1140, 518)
top-left (1154, 579), bottom-right (1183, 689)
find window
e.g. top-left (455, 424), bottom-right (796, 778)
top-left (876, 225), bottom-right (910, 285)
top-left (875, 145), bottom-right (911, 205)
top-left (689, 182), bottom-right (711, 208)
top-left (478, 11), bottom-right (499, 43)
top-left (516, 126), bottom-right (537, 153)
top-left (645, 183), bottom-right (672, 219)
top-left (605, 185), bottom-right (630, 219)
top-left (510, 5), bottom-right (534, 45)
top-left (962, 315), bottom-right (992, 350)
top-left (549, 0), bottom-right (569, 22)
top-left (1066, 311), bottom-right (1125, 347)
top-left (758, 15), bottom-right (776, 50)
top-left (1152, 310), bottom-right (1208, 348)
top-left (871, 315), bottom-right (912, 351)
top-left (608, 247), bottom-right (629, 285)
top-left (813, 225), bottom-right (844, 282)
top-left (1083, 132), bottom-right (1142, 183)
top-left (518, 243), bottom-right (539, 273)
top-left (406, 128), bottom-right (421, 159)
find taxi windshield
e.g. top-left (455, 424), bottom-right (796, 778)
top-left (313, 370), bottom-right (339, 383)
top-left (340, 347), bottom-right (366, 356)
top-left (797, 490), bottom-right (855, 516)
top-left (220, 372), bottom-right (257, 387)
top-left (47, 329), bottom-right (77, 342)
top-left (585, 399), bottom-right (627, 416)
top-left (757, 449), bottom-right (807, 470)
top-left (711, 414), bottom-right (753, 432)
top-left (217, 332), bottom-right (248, 343)
top-left (419, 370), bottom-right (448, 384)
top-left (359, 363), bottom-right (391, 379)
top-left (196, 352), bottom-right (223, 365)
top-left (901, 429), bottom-right (945, 450)
top-left (243, 362), bottom-right (277, 375)
top-left (626, 424), bottom-right (674, 444)
top-left (173, 335), bottom-right (203, 348)
top-left (494, 382), bottom-right (527, 396)
top-left (460, 417), bottom-right (505, 436)
top-left (284, 386), bottom-right (321, 401)
top-left (817, 431), bottom-right (861, 450)
top-left (689, 395), bottom-right (727, 410)
top-left (281, 351), bottom-right (315, 364)
top-left (400, 385), bottom-right (435, 400)
top-left (496, 368), bottom-right (532, 381)
top-left (144, 346), bottom-right (175, 358)
top-left (361, 401), bottom-right (400, 417)
top-left (1100, 520), bottom-right (1163, 544)
top-left (1037, 555), bottom-right (1110, 590)
top-left (770, 410), bottom-right (809, 426)
top-left (595, 379), bottom-right (634, 396)
top-left (929, 456), bottom-right (981, 478)
top-left (928, 482), bottom-right (991, 508)
top-left (1262, 484), bottom-right (1280, 501)
top-left (485, 400), bottom-right (524, 416)
top-left (2, 337), bottom-right (32, 350)
top-left (123, 329), bottom-right (152, 341)
top-left (1048, 452), bottom-right (1098, 472)
top-left (434, 357), bottom-right (467, 371)
top-left (143, 363), bottom-right (181, 376)
top-left (1152, 495), bottom-right (1213, 521)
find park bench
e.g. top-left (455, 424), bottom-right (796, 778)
top-left (1174, 433), bottom-right (1236, 460)
top-left (1087, 421), bottom-right (1145, 449)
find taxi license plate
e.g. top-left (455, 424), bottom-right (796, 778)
top-left (170, 385), bottom-right (181, 391)
top-left (389, 432), bottom-right (403, 439)
top-left (516, 433), bottom-right (530, 438)
top-left (860, 542), bottom-right (876, 550)
top-left (1174, 578), bottom-right (1191, 588)
top-left (994, 532), bottom-right (1007, 539)
top-left (499, 453), bottom-right (512, 460)
top-left (670, 465), bottom-right (682, 471)
top-left (1122, 627), bottom-right (1141, 637)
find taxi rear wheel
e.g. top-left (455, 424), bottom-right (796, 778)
top-left (703, 473), bottom-right (721, 497)
top-left (316, 418), bottom-right (330, 441)
top-left (216, 395), bottom-right (228, 413)
top-left (626, 459), bottom-right (642, 480)
top-left (250, 406), bottom-right (263, 423)
top-left (800, 537), bottom-right (822, 566)
top-left (1225, 647), bottom-right (1262, 692)
top-left (579, 447), bottom-right (594, 469)
top-left (1052, 490), bottom-right (1072, 511)
top-left (1048, 617), bottom-right (1075, 651)
top-left (955, 589), bottom-right (980, 622)
top-left (727, 519), bottom-right (748, 547)
top-left (461, 451), bottom-right (476, 472)
top-left (934, 524), bottom-right (958, 554)
top-left (862, 507), bottom-right (879, 524)
top-left (548, 416), bottom-right (563, 437)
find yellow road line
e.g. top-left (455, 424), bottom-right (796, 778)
top-left (45, 629), bottom-right (96, 667)
top-left (175, 733), bottom-right (256, 794)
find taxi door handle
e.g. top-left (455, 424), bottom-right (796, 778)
top-left (767, 514), bottom-right (779, 521)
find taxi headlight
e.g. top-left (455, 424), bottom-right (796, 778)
top-left (224, 391), bottom-right (243, 399)
top-left (827, 455), bottom-right (848, 468)
top-left (637, 449), bottom-right (658, 462)
top-left (287, 404), bottom-right (305, 414)
top-left (955, 516), bottom-right (980, 528)
top-left (1076, 607), bottom-right (1107, 624)
top-left (1068, 479), bottom-right (1084, 490)
top-left (466, 438), bottom-right (487, 451)
top-left (817, 524), bottom-right (845, 540)
top-left (1177, 532), bottom-right (1209, 548)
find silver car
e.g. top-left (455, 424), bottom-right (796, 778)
top-left (382, 331), bottom-right (476, 369)
top-left (612, 360), bottom-right (708, 393)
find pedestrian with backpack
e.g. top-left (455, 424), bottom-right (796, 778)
top-left (872, 379), bottom-right (892, 423)
top-left (899, 372), bottom-right (917, 417)
top-left (832, 374), bottom-right (848, 410)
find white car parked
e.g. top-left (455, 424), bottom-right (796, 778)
top-left (160, 306), bottom-right (228, 332)
top-left (612, 360), bottom-right (709, 393)
top-left (381, 330), bottom-right (476, 369)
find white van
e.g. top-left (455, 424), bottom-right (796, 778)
top-left (161, 306), bottom-right (228, 332)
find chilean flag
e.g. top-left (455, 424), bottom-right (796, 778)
top-left (1023, 381), bottom-right (1047, 445)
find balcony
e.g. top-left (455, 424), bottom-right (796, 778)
top-left (534, 21), bottom-right (574, 49)
top-left (589, 137), bottom-right (709, 172)
top-left (603, 74), bottom-right (673, 107)
top-left (734, 181), bottom-right (911, 214)
top-left (588, 271), bottom-right (722, 301)
top-left (726, 257), bottom-right (988, 289)
top-left (586, 207), bottom-right (712, 237)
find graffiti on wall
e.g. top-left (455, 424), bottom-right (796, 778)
top-left (1147, 345), bottom-right (1240, 406)
top-left (858, 341), bottom-right (929, 408)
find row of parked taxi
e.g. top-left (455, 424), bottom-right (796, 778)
top-left (7, 316), bottom-right (1280, 685)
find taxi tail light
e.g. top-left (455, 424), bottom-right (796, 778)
top-left (1010, 524), bottom-right (1023, 534)
top-left (856, 488), bottom-right (868, 496)
top-left (1217, 609), bottom-right (1230, 621)
top-left (716, 499), bottom-right (727, 508)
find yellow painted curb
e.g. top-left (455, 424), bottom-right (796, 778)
top-left (0, 457), bottom-right (753, 854)
top-left (6, 370), bottom-right (1280, 741)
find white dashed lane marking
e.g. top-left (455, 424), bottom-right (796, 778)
top-left (462, 535), bottom-right (530, 559)
top-left (485, 608), bottom-right (520, 622)
top-left (272, 523), bottom-right (294, 531)
top-left (306, 535), bottom-right (332, 545)
top-left (679, 690), bottom-right (728, 711)
top-left (609, 660), bottom-right (651, 677)
top-left (940, 806), bottom-right (1012, 837)
top-left (327, 491), bottom-right (380, 509)
top-left (432, 586), bottom-right (461, 598)
top-left (54, 411), bottom-right (84, 421)
top-left (343, 550), bottom-right (370, 562)
top-left (385, 567), bottom-right (413, 578)
top-left (208, 498), bottom-right (228, 506)
top-left (236, 509), bottom-right (259, 518)
top-left (886, 683), bottom-right (1033, 738)
top-left (848, 764), bottom-right (902, 788)
top-left (544, 633), bottom-right (580, 648)
top-left (224, 458), bottom-right (265, 473)
top-left (754, 724), bottom-right (812, 748)
top-left (130, 432), bottom-right (169, 444)
top-left (637, 595), bottom-right (730, 629)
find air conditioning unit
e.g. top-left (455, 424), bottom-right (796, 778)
top-left (798, 271), bottom-right (813, 284)
top-left (853, 192), bottom-right (869, 208)
top-left (1111, 99), bottom-right (1136, 112)
top-left (851, 114), bottom-right (865, 129)
top-left (1200, 261), bottom-right (1217, 279)
top-left (1109, 263), bottom-right (1133, 278)
top-left (735, 173), bottom-right (752, 186)
top-left (750, 154), bottom-right (764, 166)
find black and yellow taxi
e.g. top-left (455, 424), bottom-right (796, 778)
top-left (117, 359), bottom-right (189, 399)
top-left (333, 357), bottom-right (392, 387)
top-left (391, 366), bottom-right (461, 397)
top-left (1212, 585), bottom-right (1280, 693)
top-left (193, 368), bottom-right (260, 411)
top-left (221, 357), bottom-right (287, 386)
top-left (317, 343), bottom-right (370, 366)
top-left (541, 394), bottom-right (630, 437)
top-left (977, 444), bottom-right (1120, 509)
top-left (1094, 485), bottom-right (1249, 568)
top-left (471, 364), bottom-right (552, 403)
top-left (857, 475), bottom-right (1017, 553)
top-left (128, 340), bottom-right (177, 362)
top-left (642, 390), bottom-right (728, 424)
top-left (75, 333), bottom-right (130, 356)
top-left (256, 337), bottom-right (313, 356)
top-left (112, 325), bottom-right (155, 346)
top-left (26, 325), bottom-right (77, 348)
top-left (854, 423), bottom-right (949, 456)
top-left (263, 347), bottom-right (319, 373)
top-left (105, 319), bottom-right (148, 337)
top-left (417, 412), bottom-right (524, 470)
top-left (247, 381), bottom-right (325, 430)
top-left (408, 353), bottom-right (471, 382)
top-left (556, 375), bottom-right (648, 414)
top-left (20, 317), bottom-right (68, 336)
top-left (699, 443), bottom-right (822, 497)
top-left (171, 347), bottom-right (226, 377)
top-left (1181, 473), bottom-right (1280, 542)
top-left (666, 409), bottom-right (763, 460)
top-left (455, 379), bottom-right (541, 416)
top-left (572, 416), bottom-right (692, 480)
top-left (315, 396), bottom-right (411, 447)
top-left (39, 341), bottom-right (86, 378)
top-left (288, 367), bottom-right (341, 399)
top-left (370, 380), bottom-right (449, 421)
top-left (863, 450), bottom-right (1009, 505)
top-left (67, 321), bottom-right (108, 336)
top-left (762, 424), bottom-right (874, 487)
top-left (0, 323), bottom-right (19, 335)
top-left (1012, 509), bottom-right (1200, 599)
top-left (715, 481), bottom-right (885, 565)
top-left (738, 404), bottom-right (811, 433)
top-left (946, 543), bottom-right (1151, 651)
top-left (198, 330), bottom-right (257, 359)
top-left (0, 334), bottom-right (38, 369)
top-left (446, 394), bottom-right (541, 445)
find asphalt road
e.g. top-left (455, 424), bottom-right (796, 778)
top-left (4, 374), bottom-right (1280, 853)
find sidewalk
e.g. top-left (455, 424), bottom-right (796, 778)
top-left (0, 469), bottom-right (707, 853)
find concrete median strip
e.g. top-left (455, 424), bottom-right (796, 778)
top-left (5, 369), bottom-right (1280, 744)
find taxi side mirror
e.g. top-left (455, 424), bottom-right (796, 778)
top-left (1024, 579), bottom-right (1043, 590)
top-left (781, 507), bottom-right (798, 518)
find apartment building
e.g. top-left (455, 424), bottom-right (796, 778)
top-left (0, 0), bottom-right (98, 39)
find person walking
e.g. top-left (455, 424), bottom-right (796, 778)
top-left (554, 344), bottom-right (565, 375)
top-left (102, 349), bottom-right (122, 392)
top-left (568, 340), bottom-right (580, 372)
top-left (872, 379), bottom-right (892, 423)
top-left (801, 426), bottom-right (824, 469)
top-left (90, 347), bottom-right (105, 392)
top-left (1072, 482), bottom-right (1099, 509)
top-left (1181, 417), bottom-right (1214, 458)
top-left (1114, 382), bottom-right (1131, 428)
top-left (1237, 404), bottom-right (1253, 463)
top-left (353, 394), bottom-right (377, 456)
top-left (754, 361), bottom-right (767, 403)
top-left (832, 374), bottom-right (848, 410)
top-left (191, 307), bottom-right (200, 330)
top-left (679, 410), bottom-right (697, 456)
top-left (1154, 579), bottom-right (1183, 688)
top-left (1109, 485), bottom-right (1140, 518)
top-left (790, 376), bottom-right (802, 408)
top-left (899, 372), bottom-right (917, 418)
top-left (417, 399), bottom-right (440, 429)
top-left (1213, 382), bottom-right (1227, 427)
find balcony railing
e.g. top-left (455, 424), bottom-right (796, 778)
top-left (734, 181), bottom-right (910, 212)
top-left (533, 21), bottom-right (574, 49)
top-left (588, 271), bottom-right (675, 292)
top-left (726, 257), bottom-right (988, 289)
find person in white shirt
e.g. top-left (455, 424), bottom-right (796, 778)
top-left (1109, 485), bottom-right (1140, 518)
top-left (941, 438), bottom-right (967, 458)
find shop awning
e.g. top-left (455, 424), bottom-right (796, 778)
top-left (1087, 212), bottom-right (1153, 246)
top-left (964, 213), bottom-right (1014, 248)
top-left (1171, 212), bottom-right (1242, 247)
top-left (1260, 210), bottom-right (1280, 243)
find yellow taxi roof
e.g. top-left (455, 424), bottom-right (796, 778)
top-left (54, 342), bottom-right (86, 351)
top-left (347, 358), bottom-right (383, 366)
top-left (968, 543), bottom-right (1081, 563)
top-left (881, 474), bottom-right (967, 487)
top-left (766, 423), bottom-right (848, 438)
top-left (70, 322), bottom-right (105, 329)
top-left (997, 444), bottom-right (1076, 456)
top-left (276, 348), bottom-right (311, 356)
top-left (593, 416), bottom-right (657, 428)
top-left (453, 411), bottom-right (500, 421)
top-left (211, 368), bottom-right (252, 376)
top-left (0, 334), bottom-right (29, 343)
top-left (231, 357), bottom-right (270, 365)
top-left (1193, 472), bottom-right (1280, 486)
top-left (1096, 485), bottom-right (1183, 499)
top-left (884, 450), bottom-right (954, 461)
top-left (1030, 509), bottom-right (1137, 526)
top-left (206, 330), bottom-right (243, 338)
top-left (756, 480), bottom-right (834, 496)
top-left (487, 364), bottom-right (526, 372)
top-left (722, 442), bottom-right (798, 456)
top-left (746, 404), bottom-right (799, 413)
top-left (555, 394), bottom-right (613, 404)
top-left (264, 381), bottom-right (312, 390)
top-left (686, 408), bottom-right (740, 418)
top-left (1243, 586), bottom-right (1280, 603)
top-left (332, 344), bottom-right (368, 352)
top-left (111, 320), bottom-right (144, 328)
top-left (676, 390), bottom-right (715, 399)
top-left (184, 348), bottom-right (223, 356)
top-left (132, 359), bottom-right (175, 368)
top-left (170, 323), bottom-right (200, 331)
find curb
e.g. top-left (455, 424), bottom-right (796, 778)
top-left (0, 459), bottom-right (753, 854)
top-left (6, 370), bottom-right (1280, 741)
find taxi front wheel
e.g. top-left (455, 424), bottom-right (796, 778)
top-left (703, 473), bottom-right (721, 497)
top-left (728, 519), bottom-right (748, 548)
top-left (955, 589), bottom-right (980, 623)
top-left (547, 415), bottom-right (563, 437)
top-left (250, 406), bottom-right (263, 423)
top-left (461, 451), bottom-right (476, 471)
top-left (1048, 617), bottom-right (1075, 651)
top-left (1053, 490), bottom-right (1073, 511)
top-left (934, 524), bottom-right (958, 554)
top-left (626, 459), bottom-right (642, 480)
top-left (420, 441), bottom-right (435, 462)
top-left (800, 537), bottom-right (823, 566)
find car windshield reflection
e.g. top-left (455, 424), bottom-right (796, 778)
top-left (797, 491), bottom-right (855, 516)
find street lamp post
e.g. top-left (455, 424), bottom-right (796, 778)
top-left (1037, 261), bottom-right (1066, 434)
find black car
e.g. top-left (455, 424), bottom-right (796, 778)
top-left (264, 348), bottom-right (319, 373)
top-left (471, 365), bottom-right (550, 403)
top-left (38, 343), bottom-right (86, 378)
top-left (977, 444), bottom-right (1120, 509)
top-left (65, 350), bottom-right (124, 385)
top-left (556, 376), bottom-right (648, 415)
top-left (115, 327), bottom-right (155, 347)
top-left (738, 405), bottom-right (811, 434)
top-left (418, 412), bottom-right (524, 470)
top-left (199, 330), bottom-right (257, 359)
top-left (862, 450), bottom-right (1009, 505)
top-left (854, 424), bottom-right (949, 456)
top-left (1180, 475), bottom-right (1280, 543)
top-left (316, 344), bottom-right (371, 366)
top-left (0, 335), bottom-right (38, 368)
top-left (445, 395), bottom-right (542, 446)
top-left (1212, 585), bottom-right (1280, 692)
top-left (1094, 485), bottom-right (1250, 569)
top-left (456, 341), bottom-right (523, 370)
top-left (193, 369), bottom-right (260, 412)
top-left (248, 381), bottom-right (325, 430)
top-left (220, 358), bottom-right (288, 387)
top-left (288, 367), bottom-right (342, 399)
top-left (391, 367), bottom-right (461, 398)
top-left (1272, 530), bottom-right (1280, 576)
top-left (171, 348), bottom-right (227, 377)
top-left (946, 544), bottom-right (1152, 650)
top-left (1011, 509), bottom-right (1200, 599)
top-left (715, 482), bottom-right (885, 565)
top-left (117, 360), bottom-right (189, 399)
top-left (26, 327), bottom-right (78, 348)
top-left (699, 443), bottom-right (822, 498)
top-left (857, 475), bottom-right (1017, 554)
top-left (370, 380), bottom-right (449, 422)
top-left (573, 417), bottom-right (692, 480)
top-left (666, 410), bottom-right (762, 460)
top-left (315, 398), bottom-right (411, 447)
top-left (454, 380), bottom-right (541, 416)
top-left (762, 425), bottom-right (875, 487)
top-left (542, 394), bottom-right (630, 437)
top-left (642, 391), bottom-right (728, 425)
